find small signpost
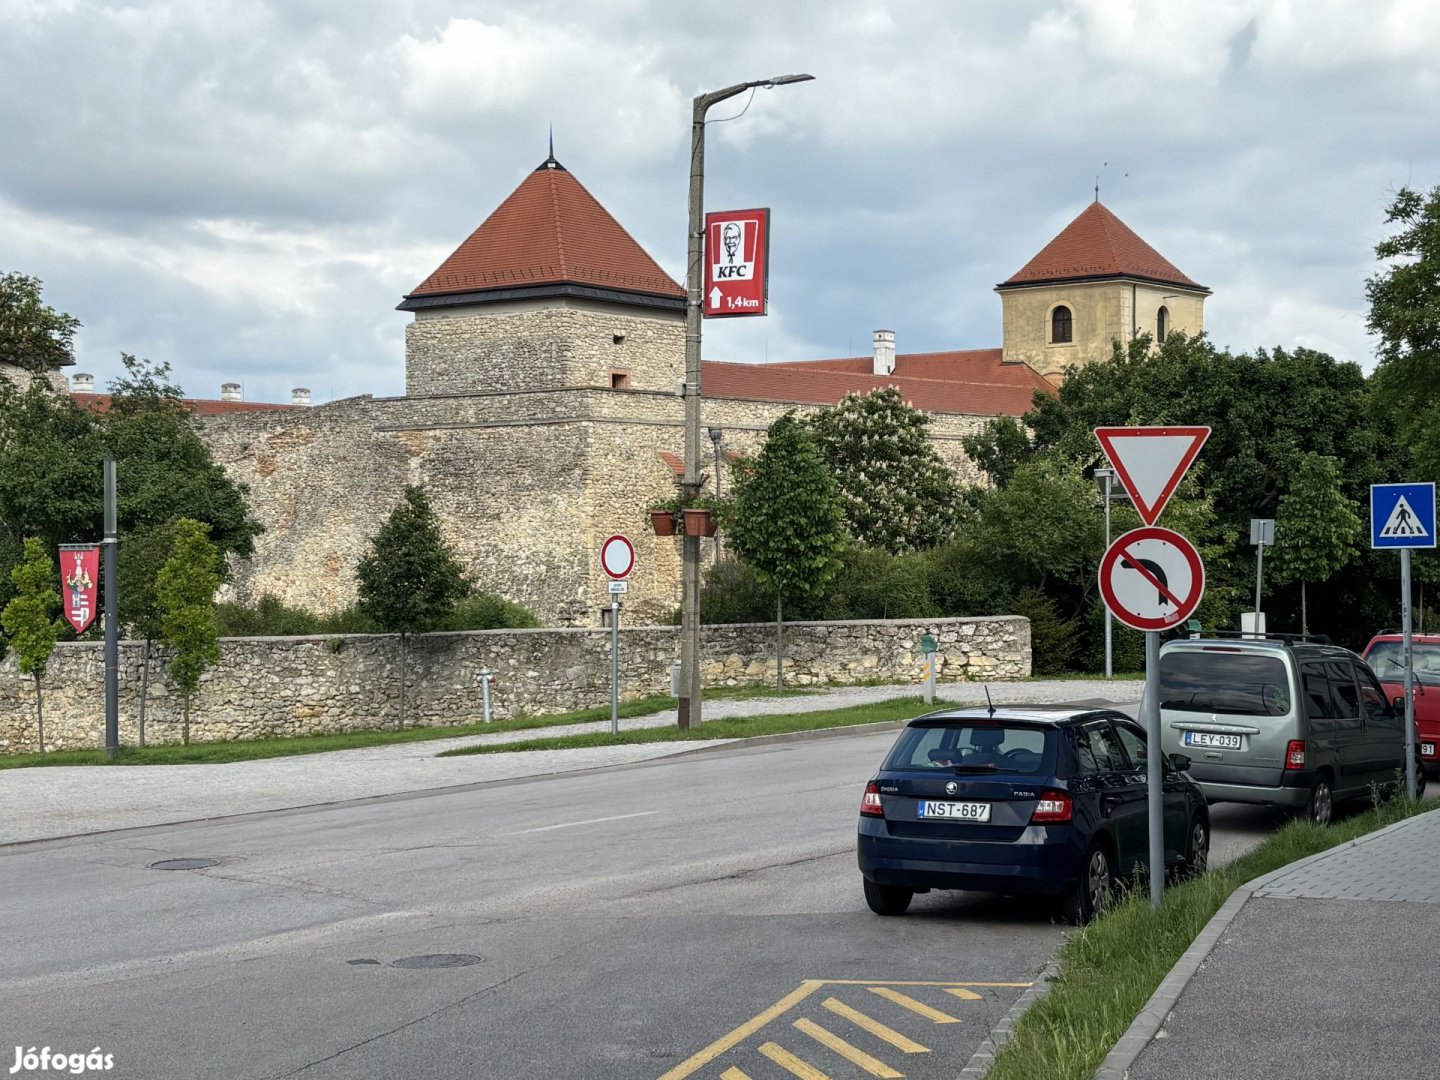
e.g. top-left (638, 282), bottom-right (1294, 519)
top-left (1096, 425), bottom-right (1210, 911)
top-left (1249, 518), bottom-right (1275, 638)
top-left (703, 208), bottom-right (770, 318)
top-left (1371, 483), bottom-right (1437, 799)
top-left (601, 535), bottom-right (635, 735)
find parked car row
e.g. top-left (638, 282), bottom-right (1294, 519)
top-left (858, 632), bottom-right (1427, 923)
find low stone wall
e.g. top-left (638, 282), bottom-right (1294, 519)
top-left (0, 616), bottom-right (1028, 753)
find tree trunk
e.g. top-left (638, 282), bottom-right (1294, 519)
top-left (1301, 580), bottom-right (1308, 638)
top-left (138, 638), bottom-right (152, 748)
top-left (399, 633), bottom-right (408, 730)
top-left (182, 692), bottom-right (190, 746)
top-left (33, 673), bottom-right (45, 754)
top-left (776, 596), bottom-right (785, 692)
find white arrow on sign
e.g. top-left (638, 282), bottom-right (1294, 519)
top-left (708, 285), bottom-right (723, 310)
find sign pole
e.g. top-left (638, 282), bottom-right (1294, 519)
top-left (1143, 630), bottom-right (1163, 910)
top-left (1103, 471), bottom-right (1113, 679)
top-left (102, 459), bottom-right (120, 759)
top-left (611, 597), bottom-right (621, 736)
top-left (1403, 547), bottom-right (1417, 799)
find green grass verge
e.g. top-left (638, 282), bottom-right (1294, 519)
top-left (0, 684), bottom-right (822, 769)
top-left (438, 695), bottom-right (938, 756)
top-left (987, 795), bottom-right (1433, 1080)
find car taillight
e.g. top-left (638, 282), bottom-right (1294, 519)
top-left (860, 781), bottom-right (884, 817)
top-left (1030, 790), bottom-right (1073, 824)
top-left (1285, 740), bottom-right (1306, 770)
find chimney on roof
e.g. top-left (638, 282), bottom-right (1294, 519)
top-left (220, 382), bottom-right (242, 402)
top-left (290, 388), bottom-right (311, 406)
top-left (872, 329), bottom-right (896, 376)
top-left (71, 373), bottom-right (94, 393)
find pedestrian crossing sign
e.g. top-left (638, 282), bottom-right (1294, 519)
top-left (1371, 483), bottom-right (1437, 549)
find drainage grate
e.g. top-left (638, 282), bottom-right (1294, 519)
top-left (149, 858), bottom-right (220, 871)
top-left (390, 954), bottom-right (484, 969)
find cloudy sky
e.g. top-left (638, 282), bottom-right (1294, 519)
top-left (4, 0), bottom-right (1437, 404)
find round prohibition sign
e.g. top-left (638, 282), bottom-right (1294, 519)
top-left (1098, 526), bottom-right (1205, 632)
top-left (600, 534), bottom-right (635, 580)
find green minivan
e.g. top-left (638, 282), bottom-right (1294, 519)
top-left (1158, 638), bottom-right (1423, 825)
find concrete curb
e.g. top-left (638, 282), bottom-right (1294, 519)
top-left (957, 959), bottom-right (1061, 1079)
top-left (1092, 811), bottom-right (1433, 1079)
top-left (663, 718), bottom-right (910, 757)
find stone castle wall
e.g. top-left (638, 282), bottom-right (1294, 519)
top-left (0, 616), bottom-right (1030, 753)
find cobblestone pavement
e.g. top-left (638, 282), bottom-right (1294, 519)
top-left (1129, 809), bottom-right (1440, 1080)
top-left (0, 678), bottom-right (1141, 846)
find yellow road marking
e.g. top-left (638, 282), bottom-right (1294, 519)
top-left (945, 987), bottom-right (984, 1001)
top-left (868, 986), bottom-right (962, 1023)
top-left (819, 980), bottom-right (1032, 988)
top-left (759, 1042), bottom-right (830, 1080)
top-left (720, 1070), bottom-right (752, 1080)
top-left (793, 1018), bottom-right (903, 1079)
top-left (822, 997), bottom-right (930, 1054)
top-left (656, 981), bottom-right (825, 1080)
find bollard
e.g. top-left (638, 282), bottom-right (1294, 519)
top-left (478, 668), bottom-right (493, 723)
top-left (670, 662), bottom-right (681, 699)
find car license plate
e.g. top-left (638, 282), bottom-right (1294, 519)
top-left (1184, 731), bottom-right (1243, 750)
top-left (917, 800), bottom-right (991, 822)
top-left (1423, 742), bottom-right (1436, 758)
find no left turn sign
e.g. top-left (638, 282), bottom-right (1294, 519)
top-left (1099, 526), bottom-right (1205, 632)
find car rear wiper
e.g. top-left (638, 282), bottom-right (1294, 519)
top-left (952, 763), bottom-right (999, 772)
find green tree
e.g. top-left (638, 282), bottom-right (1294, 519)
top-left (119, 520), bottom-right (180, 746)
top-left (1269, 455), bottom-right (1364, 635)
top-left (730, 413), bottom-right (845, 687)
top-left (1367, 184), bottom-right (1440, 480)
top-left (0, 271), bottom-right (79, 375)
top-left (960, 414), bottom-right (1038, 488)
top-left (356, 486), bottom-right (468, 727)
top-left (1, 538), bottom-right (63, 751)
top-left (156, 519), bottom-right (221, 746)
top-left (805, 387), bottom-right (962, 553)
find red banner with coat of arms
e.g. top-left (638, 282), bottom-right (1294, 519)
top-left (59, 544), bottom-right (99, 634)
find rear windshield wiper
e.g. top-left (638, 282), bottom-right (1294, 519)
top-left (952, 763), bottom-right (999, 772)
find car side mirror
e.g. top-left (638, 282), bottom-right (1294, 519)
top-left (1170, 753), bottom-right (1192, 772)
top-left (1393, 696), bottom-right (1406, 712)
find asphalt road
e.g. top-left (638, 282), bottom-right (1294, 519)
top-left (0, 728), bottom-right (1296, 1080)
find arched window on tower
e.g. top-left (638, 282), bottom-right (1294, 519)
top-left (1157, 306), bottom-right (1169, 343)
top-left (1051, 305), bottom-right (1073, 344)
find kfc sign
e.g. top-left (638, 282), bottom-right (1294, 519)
top-left (59, 544), bottom-right (99, 634)
top-left (704, 208), bottom-right (769, 318)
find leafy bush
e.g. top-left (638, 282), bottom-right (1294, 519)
top-left (699, 557), bottom-right (777, 624)
top-left (215, 594), bottom-right (324, 636)
top-left (1011, 586), bottom-right (1079, 675)
top-left (445, 592), bottom-right (540, 630)
top-left (214, 591), bottom-right (537, 637)
top-left (821, 545), bottom-right (938, 620)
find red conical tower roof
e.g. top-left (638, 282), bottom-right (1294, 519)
top-left (401, 155), bottom-right (684, 310)
top-left (1001, 202), bottom-right (1205, 290)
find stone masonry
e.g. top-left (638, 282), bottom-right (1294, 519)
top-left (0, 616), bottom-right (1029, 753)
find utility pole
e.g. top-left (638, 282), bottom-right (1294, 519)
top-left (102, 458), bottom-right (119, 759)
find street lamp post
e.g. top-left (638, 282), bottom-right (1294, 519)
top-left (1094, 468), bottom-right (1122, 678)
top-left (708, 426), bottom-right (724, 566)
top-left (677, 73), bottom-right (813, 732)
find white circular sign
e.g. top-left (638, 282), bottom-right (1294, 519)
top-left (1098, 526), bottom-right (1205, 632)
top-left (601, 534), bottom-right (635, 580)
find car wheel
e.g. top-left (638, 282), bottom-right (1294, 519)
top-left (1183, 815), bottom-right (1210, 879)
top-left (863, 878), bottom-right (913, 916)
top-left (1307, 776), bottom-right (1333, 828)
top-left (1063, 842), bottom-right (1112, 925)
top-left (1415, 762), bottom-right (1428, 800)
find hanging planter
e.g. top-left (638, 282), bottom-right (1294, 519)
top-left (650, 510), bottom-right (678, 536)
top-left (683, 508), bottom-right (718, 537)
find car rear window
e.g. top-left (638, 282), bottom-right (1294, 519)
top-left (1160, 651), bottom-right (1292, 716)
top-left (886, 723), bottom-right (1056, 775)
top-left (1366, 640), bottom-right (1440, 685)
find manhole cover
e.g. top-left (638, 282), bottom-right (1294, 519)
top-left (390, 954), bottom-right (484, 969)
top-left (149, 858), bottom-right (220, 871)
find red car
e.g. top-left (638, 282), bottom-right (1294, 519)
top-left (1362, 632), bottom-right (1440, 774)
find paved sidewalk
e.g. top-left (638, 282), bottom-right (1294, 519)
top-left (0, 678), bottom-right (1140, 846)
top-left (1122, 809), bottom-right (1440, 1080)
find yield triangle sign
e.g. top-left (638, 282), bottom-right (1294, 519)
top-left (1095, 426), bottom-right (1210, 525)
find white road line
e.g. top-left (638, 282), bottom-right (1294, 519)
top-left (519, 811), bottom-right (659, 833)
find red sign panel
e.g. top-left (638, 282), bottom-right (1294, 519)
top-left (1098, 527), bottom-right (1206, 633)
top-left (59, 544), bottom-right (99, 634)
top-left (704, 208), bottom-right (769, 318)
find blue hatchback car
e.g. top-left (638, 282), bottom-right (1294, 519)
top-left (857, 706), bottom-right (1210, 922)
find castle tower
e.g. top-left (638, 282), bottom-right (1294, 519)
top-left (995, 202), bottom-right (1209, 381)
top-left (398, 152), bottom-right (685, 397)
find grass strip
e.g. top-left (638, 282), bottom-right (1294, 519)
top-left (437, 696), bottom-right (936, 756)
top-left (0, 684), bottom-right (824, 769)
top-left (986, 795), bottom-right (1433, 1080)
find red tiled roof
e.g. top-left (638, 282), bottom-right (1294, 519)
top-left (406, 159), bottom-right (684, 301)
top-left (1002, 202), bottom-right (1204, 290)
top-left (702, 357), bottom-right (1053, 418)
top-left (768, 348), bottom-right (1048, 392)
top-left (72, 393), bottom-right (300, 416)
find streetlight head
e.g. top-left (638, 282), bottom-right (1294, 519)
top-left (763, 73), bottom-right (815, 88)
top-left (707, 426), bottom-right (723, 444)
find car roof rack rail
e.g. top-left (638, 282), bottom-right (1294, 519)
top-left (1194, 629), bottom-right (1334, 646)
